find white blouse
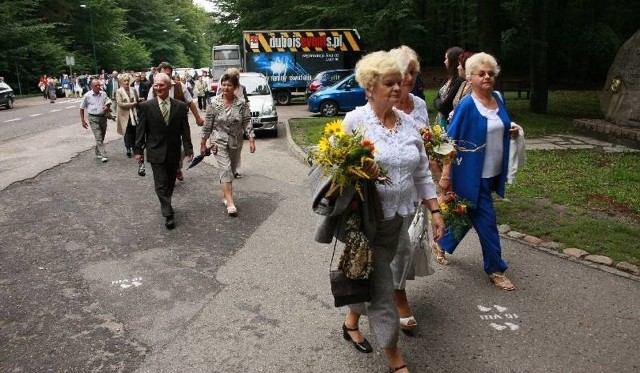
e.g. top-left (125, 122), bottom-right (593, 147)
top-left (408, 93), bottom-right (429, 132)
top-left (471, 96), bottom-right (504, 178)
top-left (343, 103), bottom-right (437, 220)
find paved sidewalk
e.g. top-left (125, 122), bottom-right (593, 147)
top-left (526, 134), bottom-right (639, 152)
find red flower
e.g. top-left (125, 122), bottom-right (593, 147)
top-left (453, 205), bottom-right (465, 215)
top-left (360, 139), bottom-right (375, 153)
top-left (445, 191), bottom-right (456, 203)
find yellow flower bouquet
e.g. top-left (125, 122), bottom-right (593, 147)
top-left (439, 191), bottom-right (474, 241)
top-left (310, 119), bottom-right (389, 200)
top-left (420, 124), bottom-right (456, 163)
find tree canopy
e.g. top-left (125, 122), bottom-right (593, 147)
top-left (1, 0), bottom-right (638, 97)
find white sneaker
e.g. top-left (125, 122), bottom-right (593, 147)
top-left (101, 157), bottom-right (108, 162)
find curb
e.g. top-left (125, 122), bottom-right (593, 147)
top-left (284, 119), bottom-right (640, 282)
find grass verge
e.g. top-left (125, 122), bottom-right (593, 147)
top-left (289, 90), bottom-right (640, 266)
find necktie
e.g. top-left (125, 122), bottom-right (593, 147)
top-left (161, 100), bottom-right (169, 124)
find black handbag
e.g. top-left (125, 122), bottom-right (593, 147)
top-left (330, 270), bottom-right (371, 307)
top-left (329, 239), bottom-right (371, 307)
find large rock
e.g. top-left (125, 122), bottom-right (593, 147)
top-left (601, 29), bottom-right (640, 128)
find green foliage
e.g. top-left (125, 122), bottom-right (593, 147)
top-left (1, 0), bottom-right (640, 93)
top-left (291, 90), bottom-right (640, 265)
top-left (496, 150), bottom-right (640, 265)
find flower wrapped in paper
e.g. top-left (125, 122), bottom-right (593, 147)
top-left (438, 191), bottom-right (474, 241)
top-left (420, 124), bottom-right (456, 164)
top-left (310, 119), bottom-right (390, 200)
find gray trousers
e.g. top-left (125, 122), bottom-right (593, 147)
top-left (348, 214), bottom-right (403, 349)
top-left (88, 115), bottom-right (107, 157)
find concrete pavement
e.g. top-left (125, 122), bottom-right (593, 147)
top-left (0, 98), bottom-right (639, 372)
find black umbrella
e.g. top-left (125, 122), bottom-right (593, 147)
top-left (187, 144), bottom-right (217, 169)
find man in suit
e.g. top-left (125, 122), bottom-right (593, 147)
top-left (147, 62), bottom-right (204, 182)
top-left (134, 73), bottom-right (194, 230)
top-left (105, 70), bottom-right (119, 120)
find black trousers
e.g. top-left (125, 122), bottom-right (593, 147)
top-left (124, 122), bottom-right (136, 149)
top-left (198, 96), bottom-right (207, 110)
top-left (150, 161), bottom-right (178, 217)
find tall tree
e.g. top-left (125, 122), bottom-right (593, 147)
top-left (530, 0), bottom-right (549, 113)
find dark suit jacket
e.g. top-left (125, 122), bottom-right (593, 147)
top-left (134, 97), bottom-right (193, 164)
top-left (105, 77), bottom-right (119, 99)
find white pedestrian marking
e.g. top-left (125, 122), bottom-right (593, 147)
top-left (505, 322), bottom-right (520, 331)
top-left (111, 277), bottom-right (143, 289)
top-left (4, 118), bottom-right (21, 122)
top-left (65, 106), bottom-right (77, 109)
top-left (494, 305), bottom-right (508, 312)
top-left (478, 304), bottom-right (520, 331)
top-left (30, 113), bottom-right (42, 117)
top-left (51, 109), bottom-right (61, 112)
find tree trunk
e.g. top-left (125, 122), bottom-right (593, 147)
top-left (530, 0), bottom-right (549, 113)
top-left (477, 0), bottom-right (501, 55)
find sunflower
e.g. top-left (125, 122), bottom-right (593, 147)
top-left (324, 119), bottom-right (345, 137)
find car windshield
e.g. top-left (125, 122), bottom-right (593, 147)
top-left (0, 82), bottom-right (10, 90)
top-left (241, 76), bottom-right (271, 96)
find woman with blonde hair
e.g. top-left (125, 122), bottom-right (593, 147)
top-left (388, 45), bottom-right (433, 334)
top-left (115, 73), bottom-right (140, 158)
top-left (336, 50), bottom-right (445, 373)
top-left (438, 52), bottom-right (520, 291)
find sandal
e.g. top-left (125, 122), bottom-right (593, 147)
top-left (430, 241), bottom-right (450, 265)
top-left (227, 205), bottom-right (237, 217)
top-left (389, 365), bottom-right (408, 373)
top-left (489, 273), bottom-right (516, 291)
top-left (399, 316), bottom-right (418, 335)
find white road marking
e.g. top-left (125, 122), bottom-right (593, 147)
top-left (4, 118), bottom-right (21, 122)
top-left (494, 305), bottom-right (508, 312)
top-left (478, 304), bottom-right (520, 331)
top-left (51, 109), bottom-right (62, 112)
top-left (29, 113), bottom-right (42, 117)
top-left (111, 277), bottom-right (143, 289)
top-left (65, 106), bottom-right (77, 109)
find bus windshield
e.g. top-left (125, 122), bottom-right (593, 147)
top-left (212, 45), bottom-right (242, 80)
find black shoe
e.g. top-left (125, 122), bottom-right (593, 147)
top-left (342, 323), bottom-right (372, 353)
top-left (126, 148), bottom-right (132, 158)
top-left (233, 172), bottom-right (241, 179)
top-left (138, 163), bottom-right (146, 176)
top-left (165, 216), bottom-right (175, 230)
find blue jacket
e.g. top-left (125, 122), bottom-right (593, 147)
top-left (447, 92), bottom-right (511, 206)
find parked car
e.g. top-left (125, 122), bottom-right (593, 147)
top-left (305, 69), bottom-right (354, 100)
top-left (239, 72), bottom-right (278, 136)
top-left (0, 82), bottom-right (16, 109)
top-left (307, 73), bottom-right (366, 117)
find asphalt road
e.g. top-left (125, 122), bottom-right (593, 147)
top-left (0, 99), bottom-right (639, 372)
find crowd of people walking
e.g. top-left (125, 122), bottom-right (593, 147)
top-left (66, 46), bottom-right (521, 372)
top-left (311, 46), bottom-right (521, 373)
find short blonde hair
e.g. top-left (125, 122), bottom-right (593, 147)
top-left (118, 73), bottom-right (131, 83)
top-left (389, 45), bottom-right (420, 74)
top-left (226, 68), bottom-right (241, 77)
top-left (465, 52), bottom-right (501, 80)
top-left (355, 50), bottom-right (402, 91)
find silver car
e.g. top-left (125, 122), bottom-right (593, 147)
top-left (240, 73), bottom-right (278, 136)
top-left (0, 82), bottom-right (15, 109)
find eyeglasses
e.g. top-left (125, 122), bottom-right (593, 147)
top-left (473, 70), bottom-right (495, 78)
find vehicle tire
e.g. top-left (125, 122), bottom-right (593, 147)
top-left (274, 90), bottom-right (291, 105)
top-left (270, 126), bottom-right (278, 137)
top-left (320, 101), bottom-right (339, 117)
top-left (7, 98), bottom-right (14, 109)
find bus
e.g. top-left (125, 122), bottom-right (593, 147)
top-left (211, 44), bottom-right (243, 92)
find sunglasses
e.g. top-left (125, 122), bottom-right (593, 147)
top-left (473, 70), bottom-right (495, 78)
